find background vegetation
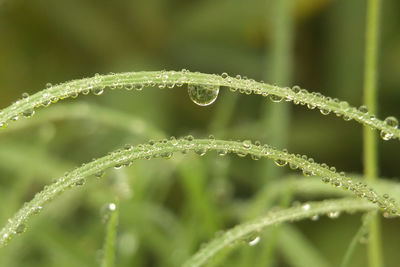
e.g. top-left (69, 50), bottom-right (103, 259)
top-left (0, 0), bottom-right (399, 266)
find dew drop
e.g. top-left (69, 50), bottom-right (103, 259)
top-left (380, 131), bottom-right (392, 141)
top-left (161, 151), bottom-right (172, 159)
top-left (221, 72), bottom-right (229, 79)
top-left (384, 116), bottom-right (398, 128)
top-left (95, 171), bottom-right (105, 179)
top-left (327, 211), bottom-right (340, 219)
top-left (92, 87), bottom-right (104, 96)
top-left (319, 108), bottom-right (331, 115)
top-left (22, 108), bottom-right (35, 118)
top-left (242, 140), bottom-right (252, 149)
top-left (108, 203), bottom-right (116, 211)
top-left (311, 215), bottom-right (319, 221)
top-left (114, 164), bottom-right (124, 169)
top-left (274, 159), bottom-right (287, 167)
top-left (358, 105), bottom-right (368, 113)
top-left (135, 84), bottom-right (144, 91)
top-left (217, 149), bottom-right (228, 156)
top-left (74, 178), bottom-right (86, 186)
top-left (248, 236), bottom-right (260, 246)
top-left (302, 203), bottom-right (311, 211)
top-left (15, 224), bottom-right (26, 234)
top-left (0, 121), bottom-right (8, 129)
top-left (33, 206), bottom-right (43, 214)
top-left (188, 84), bottom-right (219, 106)
top-left (22, 92), bottom-right (29, 99)
top-left (194, 147), bottom-right (207, 156)
top-left (292, 85), bottom-right (301, 94)
top-left (269, 94), bottom-right (283, 103)
top-left (124, 144), bottom-right (133, 151)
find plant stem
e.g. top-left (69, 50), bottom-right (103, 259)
top-left (363, 0), bottom-right (383, 267)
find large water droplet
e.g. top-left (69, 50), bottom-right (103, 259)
top-left (188, 84), bottom-right (219, 106)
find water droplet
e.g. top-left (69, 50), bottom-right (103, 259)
top-left (135, 84), bottom-right (144, 91)
top-left (242, 140), bottom-right (252, 149)
top-left (161, 151), bottom-right (172, 159)
top-left (248, 236), bottom-right (260, 246)
top-left (321, 177), bottom-right (330, 183)
top-left (22, 92), bottom-right (29, 99)
top-left (114, 164), bottom-right (124, 169)
top-left (185, 135), bottom-right (194, 142)
top-left (0, 121), bottom-right (8, 129)
top-left (327, 211), bottom-right (340, 219)
top-left (319, 108), bottom-right (331, 115)
top-left (292, 85), bottom-right (301, 94)
top-left (217, 149), bottom-right (228, 156)
top-left (92, 87), bottom-right (104, 96)
top-left (15, 224), bottom-right (26, 234)
top-left (358, 105), bottom-right (368, 113)
top-left (269, 95), bottom-right (283, 103)
top-left (188, 84), bottom-right (219, 106)
top-left (22, 108), bottom-right (35, 118)
top-left (74, 178), bottom-right (86, 186)
top-left (384, 116), bottom-right (398, 128)
top-left (33, 206), bottom-right (43, 214)
top-left (380, 130), bottom-right (393, 141)
top-left (311, 215), bottom-right (319, 221)
top-left (274, 159), bottom-right (287, 167)
top-left (108, 203), bottom-right (116, 211)
top-left (302, 203), bottom-right (311, 211)
top-left (95, 171), bottom-right (105, 179)
top-left (194, 147), bottom-right (207, 156)
top-left (124, 144), bottom-right (133, 151)
top-left (221, 72), bottom-right (229, 79)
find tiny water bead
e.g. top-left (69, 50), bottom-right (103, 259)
top-left (22, 108), bottom-right (35, 118)
top-left (15, 224), bottom-right (26, 234)
top-left (95, 171), bottom-right (105, 179)
top-left (248, 236), bottom-right (260, 246)
top-left (91, 87), bottom-right (104, 96)
top-left (242, 140), bottom-right (252, 149)
top-left (188, 84), bottom-right (219, 106)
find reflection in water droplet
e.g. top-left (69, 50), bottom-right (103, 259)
top-left (248, 236), bottom-right (260, 246)
top-left (188, 84), bottom-right (219, 106)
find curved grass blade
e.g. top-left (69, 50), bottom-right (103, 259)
top-left (0, 71), bottom-right (398, 140)
top-left (0, 138), bottom-right (398, 248)
top-left (182, 198), bottom-right (375, 267)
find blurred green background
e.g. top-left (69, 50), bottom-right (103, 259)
top-left (0, 0), bottom-right (399, 266)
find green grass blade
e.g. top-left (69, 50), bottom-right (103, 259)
top-left (363, 0), bottom-right (383, 266)
top-left (340, 211), bottom-right (376, 267)
top-left (102, 199), bottom-right (119, 267)
top-left (0, 71), bottom-right (399, 141)
top-left (1, 138), bottom-right (397, 248)
top-left (182, 198), bottom-right (374, 267)
top-left (278, 225), bottom-right (331, 267)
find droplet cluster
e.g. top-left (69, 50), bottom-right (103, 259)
top-left (0, 70), bottom-right (398, 141)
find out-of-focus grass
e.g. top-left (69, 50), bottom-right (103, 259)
top-left (0, 0), bottom-right (400, 266)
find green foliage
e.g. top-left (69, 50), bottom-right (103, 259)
top-left (1, 1), bottom-right (399, 266)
